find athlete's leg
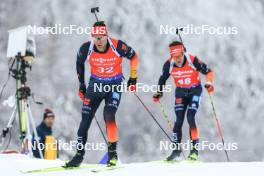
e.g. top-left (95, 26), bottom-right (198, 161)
top-left (76, 83), bottom-right (104, 155)
top-left (65, 83), bottom-right (104, 167)
top-left (186, 85), bottom-right (202, 159)
top-left (103, 90), bottom-right (122, 165)
top-left (167, 89), bottom-right (188, 161)
top-left (186, 86), bottom-right (202, 142)
top-left (173, 96), bottom-right (188, 144)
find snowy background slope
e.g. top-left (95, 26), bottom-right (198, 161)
top-left (0, 154), bottom-right (264, 176)
top-left (0, 0), bottom-right (264, 163)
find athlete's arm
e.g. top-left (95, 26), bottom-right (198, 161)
top-left (153, 60), bottom-right (170, 101)
top-left (158, 60), bottom-right (171, 92)
top-left (193, 57), bottom-right (214, 82)
top-left (76, 42), bottom-right (90, 84)
top-left (116, 40), bottom-right (138, 78)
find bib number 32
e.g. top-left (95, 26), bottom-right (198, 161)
top-left (98, 67), bottom-right (114, 73)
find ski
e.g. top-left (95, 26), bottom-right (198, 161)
top-left (20, 164), bottom-right (99, 174)
top-left (90, 165), bottom-right (124, 173)
top-left (151, 159), bottom-right (200, 164)
top-left (20, 159), bottom-right (199, 174)
top-left (182, 159), bottom-right (201, 164)
top-left (151, 159), bottom-right (182, 164)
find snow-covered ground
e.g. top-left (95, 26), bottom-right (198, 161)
top-left (0, 154), bottom-right (263, 176)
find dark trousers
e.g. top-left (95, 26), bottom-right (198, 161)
top-left (172, 85), bottom-right (202, 144)
top-left (76, 79), bottom-right (122, 155)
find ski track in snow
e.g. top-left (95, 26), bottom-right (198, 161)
top-left (0, 154), bottom-right (263, 176)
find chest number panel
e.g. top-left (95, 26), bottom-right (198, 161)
top-left (97, 67), bottom-right (114, 74)
top-left (177, 78), bottom-right (191, 85)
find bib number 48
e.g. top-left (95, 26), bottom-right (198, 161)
top-left (178, 78), bottom-right (191, 85)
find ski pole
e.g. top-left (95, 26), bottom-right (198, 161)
top-left (157, 100), bottom-right (173, 130)
top-left (157, 100), bottom-right (186, 160)
top-left (208, 92), bottom-right (230, 162)
top-left (94, 115), bottom-right (109, 163)
top-left (132, 92), bottom-right (172, 142)
top-left (94, 115), bottom-right (107, 144)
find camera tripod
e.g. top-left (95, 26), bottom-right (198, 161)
top-left (0, 53), bottom-right (43, 158)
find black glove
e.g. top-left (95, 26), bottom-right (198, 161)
top-left (127, 77), bottom-right (137, 91)
top-left (78, 83), bottom-right (86, 100)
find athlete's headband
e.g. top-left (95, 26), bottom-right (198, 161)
top-left (169, 45), bottom-right (184, 56)
top-left (91, 26), bottom-right (108, 37)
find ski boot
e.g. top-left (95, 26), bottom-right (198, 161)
top-left (166, 142), bottom-right (182, 161)
top-left (64, 153), bottom-right (84, 168)
top-left (187, 139), bottom-right (199, 161)
top-left (188, 149), bottom-right (198, 161)
top-left (107, 142), bottom-right (118, 167)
